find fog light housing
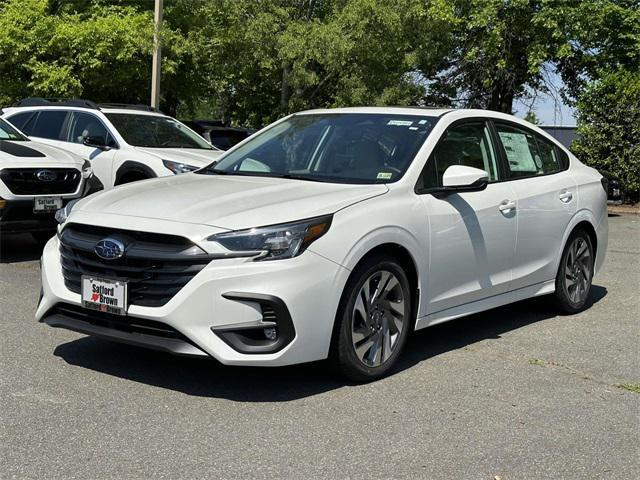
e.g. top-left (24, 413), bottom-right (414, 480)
top-left (263, 327), bottom-right (277, 340)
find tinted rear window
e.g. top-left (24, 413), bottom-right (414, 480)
top-left (30, 111), bottom-right (69, 140)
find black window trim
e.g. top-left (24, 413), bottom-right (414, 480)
top-left (414, 116), bottom-right (503, 195)
top-left (489, 119), bottom-right (570, 184)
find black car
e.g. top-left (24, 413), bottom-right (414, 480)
top-left (182, 120), bottom-right (254, 150)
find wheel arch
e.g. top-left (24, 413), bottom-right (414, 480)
top-left (556, 209), bottom-right (600, 275)
top-left (114, 161), bottom-right (157, 185)
top-left (328, 239), bottom-right (423, 354)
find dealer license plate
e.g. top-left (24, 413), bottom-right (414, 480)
top-left (33, 197), bottom-right (62, 212)
top-left (81, 276), bottom-right (128, 316)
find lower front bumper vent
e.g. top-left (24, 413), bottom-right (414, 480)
top-left (42, 303), bottom-right (208, 357)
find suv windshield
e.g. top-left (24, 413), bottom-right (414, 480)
top-left (200, 113), bottom-right (438, 184)
top-left (0, 118), bottom-right (28, 141)
top-left (105, 113), bottom-right (213, 149)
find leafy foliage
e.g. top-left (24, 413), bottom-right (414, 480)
top-left (572, 69), bottom-right (640, 199)
top-left (0, 0), bottom-right (638, 196)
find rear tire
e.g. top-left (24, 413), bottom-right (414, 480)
top-left (330, 255), bottom-right (412, 382)
top-left (554, 229), bottom-right (594, 314)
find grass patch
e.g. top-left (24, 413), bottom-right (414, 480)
top-left (528, 359), bottom-right (545, 366)
top-left (616, 383), bottom-right (640, 393)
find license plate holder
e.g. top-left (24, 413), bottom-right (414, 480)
top-left (33, 197), bottom-right (62, 213)
top-left (81, 276), bottom-right (128, 316)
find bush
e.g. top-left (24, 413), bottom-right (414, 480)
top-left (572, 69), bottom-right (640, 202)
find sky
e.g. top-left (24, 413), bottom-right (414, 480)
top-left (513, 69), bottom-right (577, 126)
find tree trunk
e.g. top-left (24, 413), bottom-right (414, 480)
top-left (280, 64), bottom-right (291, 112)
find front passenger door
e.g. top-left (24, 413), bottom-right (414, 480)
top-left (417, 120), bottom-right (518, 315)
top-left (62, 112), bottom-right (118, 188)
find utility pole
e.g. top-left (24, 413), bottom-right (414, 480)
top-left (150, 0), bottom-right (163, 110)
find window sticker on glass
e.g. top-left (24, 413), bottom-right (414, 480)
top-left (387, 120), bottom-right (413, 126)
top-left (498, 131), bottom-right (537, 172)
top-left (377, 172), bottom-right (393, 180)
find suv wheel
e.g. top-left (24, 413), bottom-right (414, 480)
top-left (331, 255), bottom-right (412, 382)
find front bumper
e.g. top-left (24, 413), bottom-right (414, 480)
top-left (0, 199), bottom-right (68, 233)
top-left (0, 176), bottom-right (103, 234)
top-left (37, 235), bottom-right (350, 366)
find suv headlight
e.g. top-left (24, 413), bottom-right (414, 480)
top-left (163, 160), bottom-right (199, 174)
top-left (208, 215), bottom-right (332, 261)
top-left (54, 199), bottom-right (81, 224)
top-left (82, 160), bottom-right (93, 179)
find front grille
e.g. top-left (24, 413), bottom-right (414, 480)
top-left (59, 224), bottom-right (212, 307)
top-left (0, 168), bottom-right (81, 195)
top-left (50, 303), bottom-right (191, 342)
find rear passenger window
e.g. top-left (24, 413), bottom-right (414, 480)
top-left (6, 112), bottom-right (36, 132)
top-left (494, 123), bottom-right (561, 178)
top-left (30, 111), bottom-right (68, 140)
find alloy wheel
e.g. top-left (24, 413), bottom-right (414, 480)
top-left (564, 236), bottom-right (592, 304)
top-left (351, 270), bottom-right (406, 367)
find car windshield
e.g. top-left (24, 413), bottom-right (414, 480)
top-left (199, 113), bottom-right (438, 184)
top-left (0, 118), bottom-right (28, 141)
top-left (105, 113), bottom-right (213, 149)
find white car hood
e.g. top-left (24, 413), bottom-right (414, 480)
top-left (76, 173), bottom-right (388, 230)
top-left (134, 147), bottom-right (222, 167)
top-left (0, 139), bottom-right (84, 168)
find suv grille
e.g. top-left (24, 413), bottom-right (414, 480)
top-left (0, 168), bottom-right (81, 195)
top-left (59, 224), bottom-right (212, 307)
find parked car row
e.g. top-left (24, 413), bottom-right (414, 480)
top-left (21, 106), bottom-right (607, 381)
top-left (1, 97), bottom-right (226, 241)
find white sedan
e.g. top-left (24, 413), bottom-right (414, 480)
top-left (37, 107), bottom-right (607, 381)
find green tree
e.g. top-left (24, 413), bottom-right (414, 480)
top-left (0, 0), bottom-right (154, 107)
top-left (572, 69), bottom-right (640, 201)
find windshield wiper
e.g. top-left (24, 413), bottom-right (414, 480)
top-left (199, 170), bottom-right (324, 181)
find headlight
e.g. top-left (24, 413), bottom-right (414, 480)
top-left (54, 199), bottom-right (81, 224)
top-left (82, 160), bottom-right (93, 179)
top-left (163, 160), bottom-right (199, 174)
top-left (208, 215), bottom-right (332, 261)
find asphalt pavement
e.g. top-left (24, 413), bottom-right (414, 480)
top-left (1, 215), bottom-right (638, 479)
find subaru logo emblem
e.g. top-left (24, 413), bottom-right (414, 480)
top-left (36, 169), bottom-right (56, 182)
top-left (94, 238), bottom-right (125, 260)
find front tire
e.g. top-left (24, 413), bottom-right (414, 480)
top-left (330, 255), bottom-right (412, 382)
top-left (554, 229), bottom-right (594, 314)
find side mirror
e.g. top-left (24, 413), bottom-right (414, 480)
top-left (82, 135), bottom-right (110, 151)
top-left (441, 165), bottom-right (489, 193)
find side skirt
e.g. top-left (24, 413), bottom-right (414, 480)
top-left (414, 279), bottom-right (556, 330)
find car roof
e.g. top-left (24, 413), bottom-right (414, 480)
top-left (295, 106), bottom-right (454, 117)
top-left (2, 105), bottom-right (168, 118)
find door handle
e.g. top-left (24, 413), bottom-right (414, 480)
top-left (499, 200), bottom-right (516, 214)
top-left (559, 190), bottom-right (573, 203)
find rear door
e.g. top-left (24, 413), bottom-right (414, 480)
top-left (492, 121), bottom-right (577, 290)
top-left (416, 119), bottom-right (518, 314)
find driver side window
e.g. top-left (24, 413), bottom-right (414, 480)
top-left (67, 112), bottom-right (115, 147)
top-left (418, 121), bottom-right (498, 191)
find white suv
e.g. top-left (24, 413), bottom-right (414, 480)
top-left (0, 117), bottom-right (100, 242)
top-left (2, 99), bottom-right (223, 188)
top-left (37, 107), bottom-right (608, 381)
